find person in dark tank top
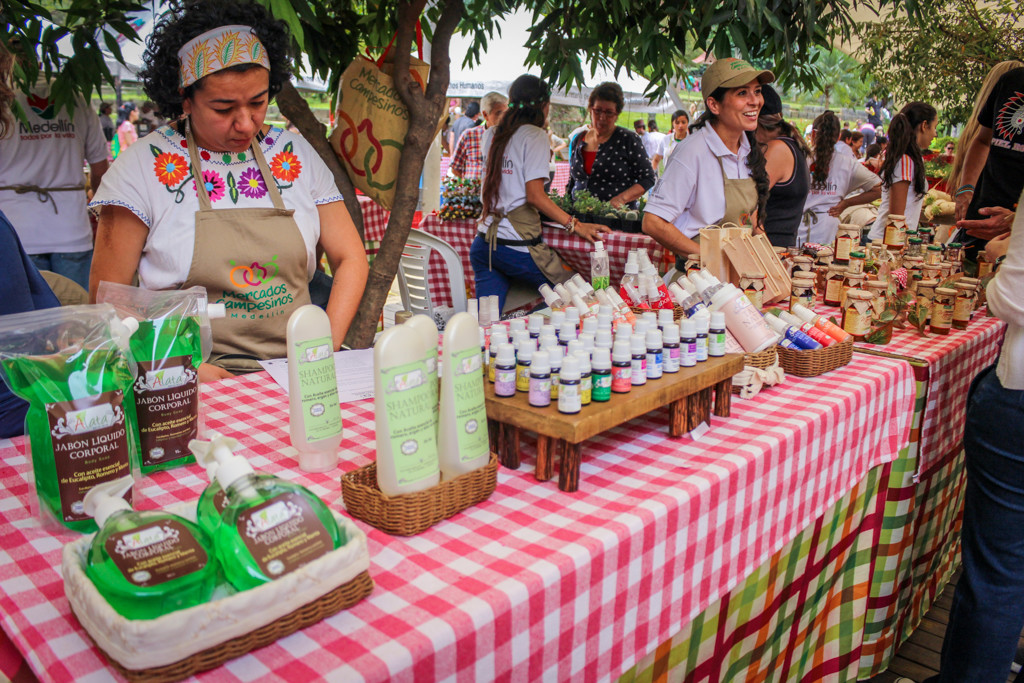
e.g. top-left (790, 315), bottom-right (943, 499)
top-left (756, 84), bottom-right (810, 247)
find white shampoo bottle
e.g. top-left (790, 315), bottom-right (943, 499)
top-left (374, 322), bottom-right (441, 496)
top-left (438, 313), bottom-right (491, 479)
top-left (286, 305), bottom-right (343, 472)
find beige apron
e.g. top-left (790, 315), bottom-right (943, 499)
top-left (675, 156), bottom-right (759, 270)
top-left (181, 121), bottom-right (311, 374)
top-left (484, 203), bottom-right (572, 285)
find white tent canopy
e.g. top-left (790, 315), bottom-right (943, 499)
top-left (446, 11), bottom-right (675, 114)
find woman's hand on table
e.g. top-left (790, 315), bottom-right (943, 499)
top-left (198, 363), bottom-right (234, 383)
top-left (984, 233), bottom-right (1011, 263)
top-left (573, 221), bottom-right (610, 243)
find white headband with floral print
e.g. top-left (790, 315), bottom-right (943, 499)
top-left (178, 25), bottom-right (270, 88)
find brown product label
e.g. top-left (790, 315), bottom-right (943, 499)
top-left (932, 302), bottom-right (954, 328)
top-left (212, 488), bottom-right (227, 515)
top-left (134, 356), bottom-right (199, 467)
top-left (46, 391), bottom-right (132, 522)
top-left (884, 224), bottom-right (906, 247)
top-left (843, 308), bottom-right (870, 336)
top-left (835, 237), bottom-right (852, 261)
top-left (105, 519), bottom-right (208, 587)
top-left (237, 493), bottom-right (334, 579)
top-left (953, 296), bottom-right (974, 322)
top-left (825, 279), bottom-right (843, 303)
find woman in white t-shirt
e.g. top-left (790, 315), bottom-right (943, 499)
top-left (801, 110), bottom-right (881, 245)
top-left (470, 75), bottom-right (606, 312)
top-left (868, 102), bottom-right (937, 240)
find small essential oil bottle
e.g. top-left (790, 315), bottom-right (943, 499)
top-left (493, 343), bottom-right (517, 397)
top-left (662, 322), bottom-right (680, 373)
top-left (611, 340), bottom-right (633, 393)
top-left (573, 350), bottom-right (592, 406)
top-left (630, 334), bottom-right (647, 386)
top-left (516, 343), bottom-right (533, 392)
top-left (528, 351), bottom-right (552, 408)
top-left (680, 319), bottom-right (698, 367)
top-left (558, 356), bottom-right (582, 414)
top-left (708, 312), bottom-right (726, 357)
top-left (645, 328), bottom-right (663, 379)
top-left (694, 316), bottom-right (709, 362)
top-left (591, 347), bottom-right (612, 402)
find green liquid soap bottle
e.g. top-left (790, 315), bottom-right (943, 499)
top-left (0, 306), bottom-right (142, 533)
top-left (191, 432), bottom-right (275, 540)
top-left (82, 476), bottom-right (217, 619)
top-left (197, 434), bottom-right (346, 592)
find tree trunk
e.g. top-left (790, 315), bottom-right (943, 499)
top-left (276, 81), bottom-right (365, 240)
top-left (343, 0), bottom-right (465, 349)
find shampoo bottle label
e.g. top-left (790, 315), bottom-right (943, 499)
top-left (46, 391), bottom-right (133, 522)
top-left (237, 493), bottom-right (334, 578)
top-left (451, 346), bottom-right (490, 463)
top-left (293, 336), bottom-right (343, 442)
top-left (381, 357), bottom-right (440, 486)
top-left (106, 519), bottom-right (208, 586)
top-left (134, 355), bottom-right (199, 467)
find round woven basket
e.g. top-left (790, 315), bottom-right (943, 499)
top-left (341, 453), bottom-right (498, 536)
top-left (742, 346), bottom-right (778, 369)
top-left (629, 305), bottom-right (685, 322)
top-left (776, 338), bottom-right (853, 377)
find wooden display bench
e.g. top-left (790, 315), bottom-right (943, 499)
top-left (484, 354), bottom-right (744, 492)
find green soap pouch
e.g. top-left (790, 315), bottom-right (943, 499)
top-left (0, 304), bottom-right (140, 533)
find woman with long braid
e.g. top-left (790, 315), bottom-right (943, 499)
top-left (470, 74), bottom-right (606, 312)
top-left (799, 110), bottom-right (881, 246)
top-left (643, 58), bottom-right (773, 267)
top-left (867, 102), bottom-right (938, 240)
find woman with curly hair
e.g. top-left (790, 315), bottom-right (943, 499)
top-left (471, 74), bottom-right (607, 312)
top-left (798, 110), bottom-right (881, 246)
top-left (643, 58), bottom-right (772, 264)
top-left (90, 0), bottom-right (366, 378)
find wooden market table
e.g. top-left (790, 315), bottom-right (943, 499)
top-left (0, 352), bottom-right (913, 682)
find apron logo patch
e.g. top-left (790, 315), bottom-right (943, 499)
top-left (229, 255), bottom-right (280, 288)
top-left (217, 255), bottom-right (294, 319)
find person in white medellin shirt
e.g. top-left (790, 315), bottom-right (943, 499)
top-left (644, 119), bottom-right (666, 160)
top-left (868, 101), bottom-right (937, 240)
top-left (651, 109), bottom-right (689, 174)
top-left (0, 79), bottom-right (109, 289)
top-left (800, 110), bottom-right (881, 245)
top-left (470, 74), bottom-right (607, 312)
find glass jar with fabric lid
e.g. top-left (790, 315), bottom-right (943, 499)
top-left (847, 250), bottom-right (867, 275)
top-left (865, 280), bottom-right (888, 316)
top-left (791, 255), bottom-right (814, 278)
top-left (883, 214), bottom-right (908, 250)
top-left (834, 224), bottom-right (860, 264)
top-left (842, 290), bottom-right (875, 341)
top-left (953, 282), bottom-right (977, 329)
top-left (841, 271), bottom-right (866, 308)
top-left (823, 265), bottom-right (846, 307)
top-left (925, 244), bottom-right (943, 266)
top-left (789, 274), bottom-right (816, 312)
top-left (930, 287), bottom-right (957, 335)
top-left (739, 272), bottom-right (766, 310)
top-left (916, 279), bottom-right (939, 322)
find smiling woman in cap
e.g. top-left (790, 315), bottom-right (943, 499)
top-left (89, 0), bottom-right (368, 380)
top-left (642, 57), bottom-right (774, 267)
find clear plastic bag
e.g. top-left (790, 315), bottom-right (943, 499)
top-left (96, 283), bottom-right (210, 474)
top-left (0, 304), bottom-right (140, 533)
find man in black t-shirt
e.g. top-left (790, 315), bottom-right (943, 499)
top-left (865, 97), bottom-right (884, 128)
top-left (954, 67), bottom-right (1024, 252)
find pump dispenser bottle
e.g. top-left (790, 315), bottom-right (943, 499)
top-left (373, 323), bottom-right (442, 497)
top-left (286, 306), bottom-right (343, 472)
top-left (191, 435), bottom-right (345, 591)
top-left (83, 476), bottom-right (217, 619)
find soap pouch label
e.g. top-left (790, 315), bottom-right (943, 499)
top-left (450, 346), bottom-right (489, 463)
top-left (106, 519), bottom-right (208, 587)
top-left (134, 356), bottom-right (199, 467)
top-left (237, 493), bottom-right (333, 578)
top-left (293, 336), bottom-right (342, 442)
top-left (47, 391), bottom-right (132, 522)
top-left (380, 356), bottom-right (440, 486)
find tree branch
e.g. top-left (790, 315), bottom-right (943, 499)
top-left (276, 81), bottom-right (365, 240)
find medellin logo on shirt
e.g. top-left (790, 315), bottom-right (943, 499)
top-left (26, 93), bottom-right (57, 120)
top-left (215, 255), bottom-right (295, 319)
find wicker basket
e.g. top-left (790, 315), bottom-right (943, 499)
top-left (342, 453), bottom-right (498, 535)
top-left (776, 338), bottom-right (853, 377)
top-left (629, 305), bottom-right (685, 322)
top-left (80, 571), bottom-right (374, 683)
top-left (742, 346), bottom-right (778, 369)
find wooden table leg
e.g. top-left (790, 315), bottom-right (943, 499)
top-left (669, 395), bottom-right (688, 437)
top-left (698, 387), bottom-right (712, 427)
top-left (687, 387), bottom-right (712, 432)
top-left (535, 435), bottom-right (554, 481)
top-left (499, 423), bottom-right (521, 469)
top-left (713, 378), bottom-right (732, 417)
top-left (558, 441), bottom-right (583, 492)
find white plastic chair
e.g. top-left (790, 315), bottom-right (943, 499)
top-left (396, 229), bottom-right (468, 319)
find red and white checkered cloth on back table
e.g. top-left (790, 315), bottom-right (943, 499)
top-left (419, 214), bottom-right (668, 309)
top-left (358, 195), bottom-right (390, 258)
top-left (811, 301), bottom-right (1006, 473)
top-left (0, 354), bottom-right (912, 682)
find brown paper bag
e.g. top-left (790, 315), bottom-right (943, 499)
top-left (699, 225), bottom-right (749, 285)
top-left (331, 56), bottom-right (432, 210)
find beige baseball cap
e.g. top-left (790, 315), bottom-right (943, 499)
top-left (701, 58), bottom-right (775, 102)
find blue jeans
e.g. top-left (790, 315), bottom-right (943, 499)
top-left (470, 235), bottom-right (551, 313)
top-left (29, 250), bottom-right (92, 290)
top-left (936, 365), bottom-right (1024, 682)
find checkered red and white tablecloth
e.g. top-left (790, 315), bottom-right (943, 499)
top-left (810, 301), bottom-right (1006, 473)
top-left (0, 355), bottom-right (912, 682)
top-left (419, 215), bottom-right (669, 310)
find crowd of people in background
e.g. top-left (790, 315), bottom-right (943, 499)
top-left (96, 99), bottom-right (167, 159)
